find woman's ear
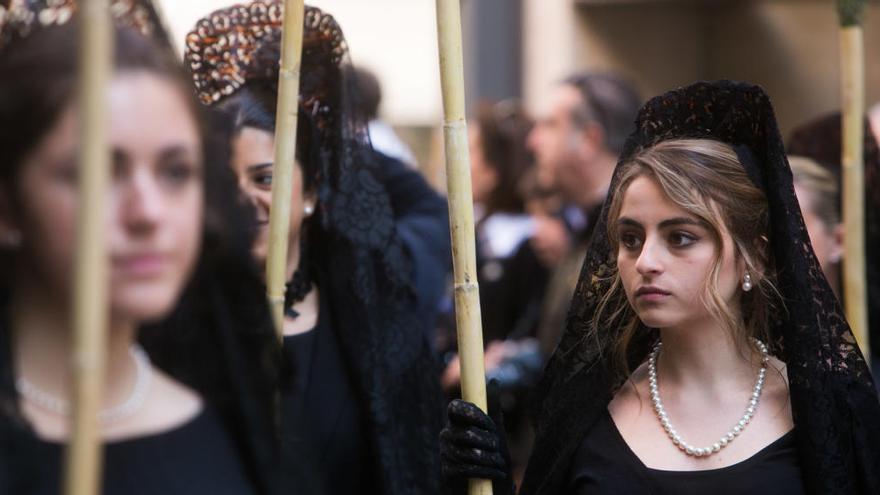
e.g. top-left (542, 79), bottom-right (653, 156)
top-left (739, 236), bottom-right (769, 281)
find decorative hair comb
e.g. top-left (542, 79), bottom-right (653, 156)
top-left (185, 1), bottom-right (348, 107)
top-left (0, 0), bottom-right (160, 51)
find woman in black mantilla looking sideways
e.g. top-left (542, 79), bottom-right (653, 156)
top-left (441, 81), bottom-right (880, 495)
top-left (185, 2), bottom-right (448, 494)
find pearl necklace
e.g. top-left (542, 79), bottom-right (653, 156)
top-left (16, 344), bottom-right (153, 424)
top-left (648, 338), bottom-right (769, 457)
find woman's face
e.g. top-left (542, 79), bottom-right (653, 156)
top-left (615, 175), bottom-right (742, 330)
top-left (6, 71), bottom-right (204, 322)
top-left (231, 127), bottom-right (311, 273)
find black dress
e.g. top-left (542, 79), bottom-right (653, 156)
top-left (280, 295), bottom-right (374, 495)
top-left (567, 411), bottom-right (805, 495)
top-left (0, 408), bottom-right (256, 495)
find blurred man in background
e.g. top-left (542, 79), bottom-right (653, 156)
top-left (526, 72), bottom-right (642, 355)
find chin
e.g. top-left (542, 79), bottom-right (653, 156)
top-left (635, 308), bottom-right (683, 330)
top-left (112, 284), bottom-right (183, 323)
top-left (251, 245), bottom-right (268, 268)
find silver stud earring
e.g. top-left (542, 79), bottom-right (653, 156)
top-left (304, 203), bottom-right (314, 217)
top-left (742, 272), bottom-right (753, 292)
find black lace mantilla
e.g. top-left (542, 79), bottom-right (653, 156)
top-left (522, 81), bottom-right (880, 495)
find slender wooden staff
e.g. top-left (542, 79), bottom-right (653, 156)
top-left (837, 0), bottom-right (870, 364)
top-left (435, 1), bottom-right (492, 494)
top-left (64, 1), bottom-right (113, 494)
top-left (266, 0), bottom-right (305, 337)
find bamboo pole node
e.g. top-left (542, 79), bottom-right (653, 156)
top-left (444, 119), bottom-right (466, 129)
top-left (453, 282), bottom-right (480, 293)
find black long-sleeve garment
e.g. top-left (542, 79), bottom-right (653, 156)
top-left (280, 150), bottom-right (449, 495)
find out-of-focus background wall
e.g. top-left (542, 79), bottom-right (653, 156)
top-left (159, 0), bottom-right (880, 185)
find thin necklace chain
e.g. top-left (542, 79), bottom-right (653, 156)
top-left (16, 344), bottom-right (153, 424)
top-left (648, 338), bottom-right (769, 457)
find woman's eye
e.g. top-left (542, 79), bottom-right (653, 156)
top-left (56, 159), bottom-right (79, 184)
top-left (254, 173), bottom-right (273, 187)
top-left (161, 162), bottom-right (197, 185)
top-left (620, 233), bottom-right (642, 250)
top-left (669, 231), bottom-right (698, 247)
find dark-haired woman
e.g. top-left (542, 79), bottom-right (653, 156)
top-left (440, 81), bottom-right (880, 495)
top-left (0, 2), bottom-right (279, 494)
top-left (185, 3), bottom-right (447, 495)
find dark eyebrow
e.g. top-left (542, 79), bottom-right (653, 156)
top-left (658, 217), bottom-right (705, 229)
top-left (247, 162), bottom-right (273, 173)
top-left (616, 217), bottom-right (643, 228)
top-left (616, 216), bottom-right (705, 229)
top-left (158, 145), bottom-right (198, 163)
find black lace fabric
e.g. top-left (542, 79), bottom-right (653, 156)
top-left (522, 81), bottom-right (880, 495)
top-left (185, 4), bottom-right (442, 494)
top-left (787, 113), bottom-right (880, 363)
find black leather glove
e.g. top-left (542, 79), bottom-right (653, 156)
top-left (440, 381), bottom-right (515, 495)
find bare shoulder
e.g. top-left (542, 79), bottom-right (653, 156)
top-left (608, 362), bottom-right (650, 422)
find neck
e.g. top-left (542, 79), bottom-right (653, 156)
top-left (656, 317), bottom-right (759, 395)
top-left (12, 276), bottom-right (140, 417)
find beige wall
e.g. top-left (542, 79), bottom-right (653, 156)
top-left (157, 0), bottom-right (442, 127)
top-left (525, 0), bottom-right (880, 137)
top-left (709, 0), bottom-right (880, 136)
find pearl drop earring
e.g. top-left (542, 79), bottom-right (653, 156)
top-left (304, 204), bottom-right (314, 216)
top-left (742, 272), bottom-right (753, 292)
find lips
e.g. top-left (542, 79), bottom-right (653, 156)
top-left (635, 286), bottom-right (671, 301)
top-left (113, 254), bottom-right (169, 277)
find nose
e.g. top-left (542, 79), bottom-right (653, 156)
top-left (122, 168), bottom-right (163, 233)
top-left (634, 237), bottom-right (664, 277)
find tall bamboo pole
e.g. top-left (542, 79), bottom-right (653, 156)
top-left (435, 1), bottom-right (492, 494)
top-left (266, 0), bottom-right (305, 337)
top-left (838, 0), bottom-right (870, 365)
top-left (64, 1), bottom-right (113, 494)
